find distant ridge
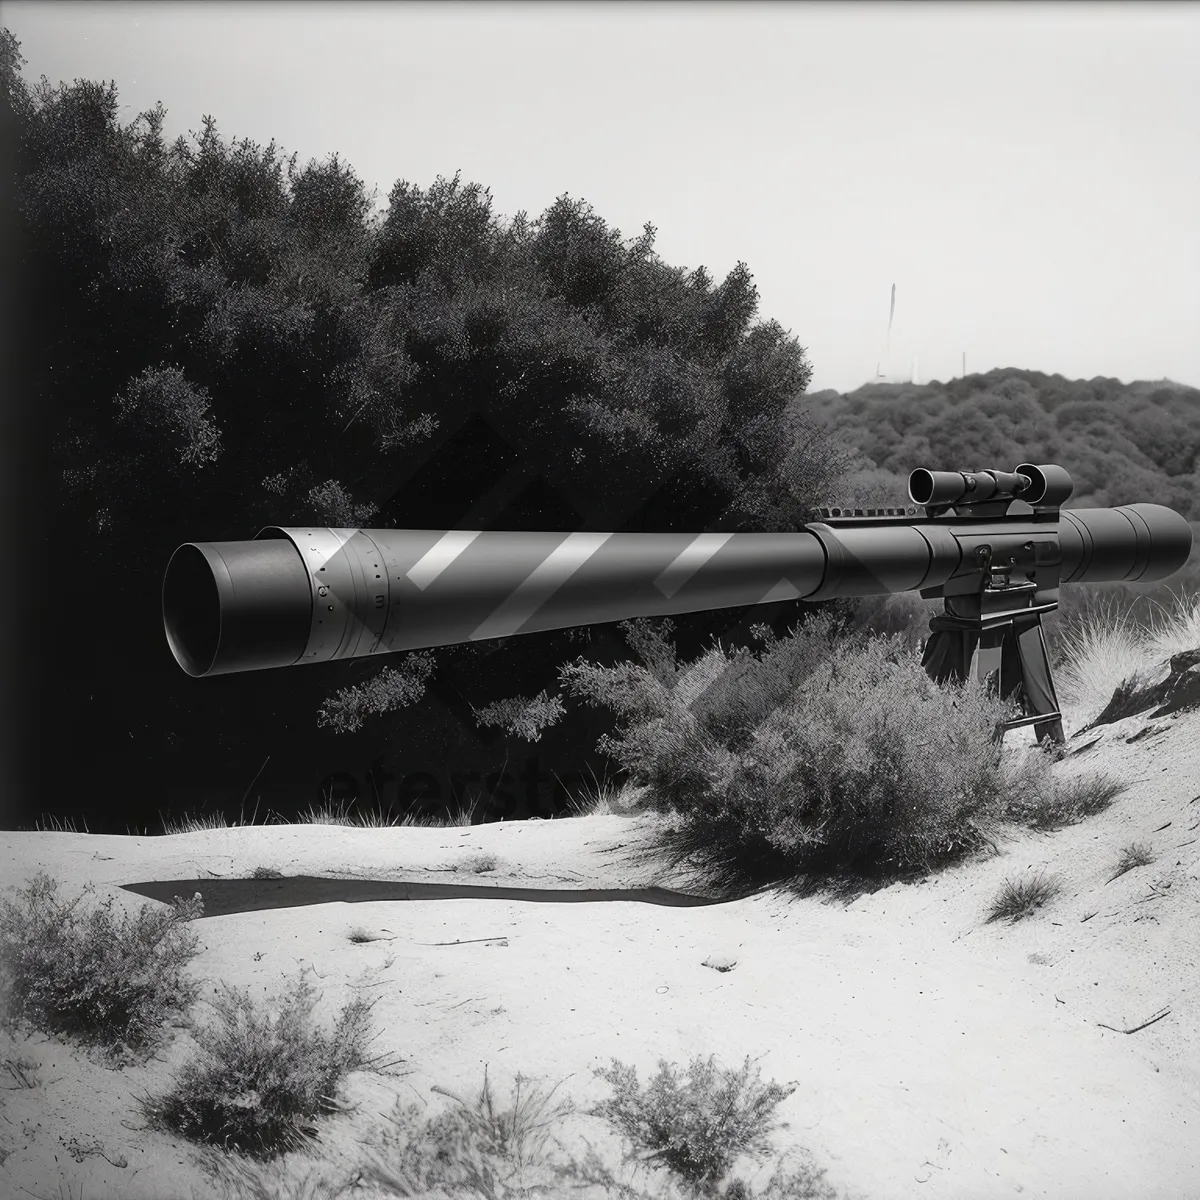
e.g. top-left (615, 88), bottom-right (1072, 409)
top-left (792, 369), bottom-right (1200, 522)
top-left (808, 369), bottom-right (1200, 403)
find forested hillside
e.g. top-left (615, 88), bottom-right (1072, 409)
top-left (800, 372), bottom-right (1200, 518)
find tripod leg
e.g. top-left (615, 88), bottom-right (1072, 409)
top-left (1013, 616), bottom-right (1065, 744)
top-left (999, 626), bottom-right (1026, 701)
top-left (921, 624), bottom-right (977, 685)
top-left (974, 628), bottom-right (1006, 696)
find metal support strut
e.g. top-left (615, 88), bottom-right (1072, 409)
top-left (921, 581), bottom-right (1065, 747)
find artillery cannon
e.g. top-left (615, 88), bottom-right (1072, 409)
top-left (163, 464), bottom-right (1193, 744)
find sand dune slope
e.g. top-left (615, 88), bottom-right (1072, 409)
top-left (1, 703), bottom-right (1198, 1200)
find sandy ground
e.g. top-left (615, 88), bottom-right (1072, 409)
top-left (1, 694), bottom-right (1198, 1200)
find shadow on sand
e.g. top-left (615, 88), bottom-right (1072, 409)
top-left (121, 876), bottom-right (724, 919)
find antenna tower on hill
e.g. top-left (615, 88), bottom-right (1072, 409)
top-left (875, 283), bottom-right (895, 380)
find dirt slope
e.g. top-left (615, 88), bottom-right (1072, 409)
top-left (1, 704), bottom-right (1197, 1200)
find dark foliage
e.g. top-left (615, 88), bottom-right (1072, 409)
top-left (3, 33), bottom-right (861, 831)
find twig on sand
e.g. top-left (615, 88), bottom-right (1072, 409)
top-left (3, 1059), bottom-right (38, 1088)
top-left (412, 936), bottom-right (511, 946)
top-left (1080, 911), bottom-right (1098, 922)
top-left (1097, 1007), bottom-right (1171, 1035)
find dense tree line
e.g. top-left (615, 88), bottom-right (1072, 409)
top-left (805, 371), bottom-right (1200, 519)
top-left (1, 32), bottom-right (874, 832)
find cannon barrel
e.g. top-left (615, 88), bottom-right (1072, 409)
top-left (163, 499), bottom-right (1192, 679)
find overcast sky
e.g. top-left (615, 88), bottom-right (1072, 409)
top-left (6, 1), bottom-right (1198, 394)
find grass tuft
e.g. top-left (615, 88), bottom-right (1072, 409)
top-left (986, 870), bottom-right (1062, 924)
top-left (159, 795), bottom-right (270, 837)
top-left (32, 812), bottom-right (90, 834)
top-left (1108, 841), bottom-right (1156, 882)
top-left (0, 872), bottom-right (204, 1064)
top-left (355, 1065), bottom-right (578, 1198)
top-left (149, 790), bottom-right (492, 838)
top-left (294, 801), bottom-right (369, 828)
top-left (561, 764), bottom-right (641, 818)
top-left (308, 788), bottom-right (495, 830)
top-left (161, 811), bottom-right (241, 835)
top-left (459, 852), bottom-right (499, 874)
top-left (345, 926), bottom-right (388, 944)
top-left (1004, 772), bottom-right (1127, 831)
top-left (1049, 586), bottom-right (1200, 723)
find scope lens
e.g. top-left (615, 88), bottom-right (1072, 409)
top-left (908, 470), bottom-right (935, 505)
top-left (1014, 464), bottom-right (1045, 502)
